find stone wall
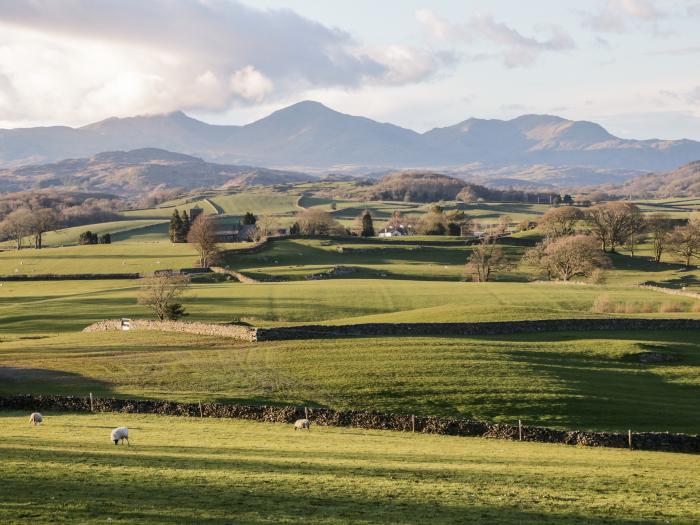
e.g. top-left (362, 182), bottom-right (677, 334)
top-left (83, 317), bottom-right (700, 342)
top-left (0, 273), bottom-right (140, 281)
top-left (255, 318), bottom-right (700, 340)
top-left (1, 394), bottom-right (697, 454)
top-left (83, 319), bottom-right (257, 342)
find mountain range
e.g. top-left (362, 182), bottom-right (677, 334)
top-left (0, 148), bottom-right (312, 196)
top-left (1, 100), bottom-right (700, 186)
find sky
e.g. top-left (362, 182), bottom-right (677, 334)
top-left (0, 0), bottom-right (699, 139)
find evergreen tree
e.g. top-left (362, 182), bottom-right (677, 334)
top-left (169, 210), bottom-right (183, 242)
top-left (179, 211), bottom-right (191, 242)
top-left (360, 210), bottom-right (375, 237)
top-left (99, 233), bottom-right (112, 244)
top-left (243, 212), bottom-right (257, 225)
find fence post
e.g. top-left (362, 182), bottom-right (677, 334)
top-left (304, 406), bottom-right (308, 419)
top-left (518, 419), bottom-right (522, 441)
top-left (628, 430), bottom-right (632, 449)
top-left (411, 414), bottom-right (415, 433)
top-left (89, 392), bottom-right (93, 413)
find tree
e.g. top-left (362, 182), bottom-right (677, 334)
top-left (586, 202), bottom-right (643, 252)
top-left (465, 236), bottom-right (509, 282)
top-left (526, 235), bottom-right (610, 281)
top-left (295, 209), bottom-right (345, 236)
top-left (78, 231), bottom-right (98, 245)
top-left (668, 223), bottom-right (700, 268)
top-left (417, 208), bottom-right (448, 235)
top-left (179, 211), bottom-right (191, 242)
top-left (99, 233), bottom-right (112, 244)
top-left (562, 194), bottom-right (574, 206)
top-left (0, 208), bottom-right (33, 250)
top-left (187, 214), bottom-right (219, 268)
top-left (250, 215), bottom-right (277, 242)
top-left (353, 210), bottom-right (375, 237)
top-left (30, 208), bottom-right (59, 249)
top-left (647, 214), bottom-right (673, 263)
top-left (169, 210), bottom-right (184, 242)
top-left (137, 273), bottom-right (191, 321)
top-left (243, 212), bottom-right (257, 225)
top-left (539, 207), bottom-right (583, 239)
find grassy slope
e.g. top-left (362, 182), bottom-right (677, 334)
top-left (209, 192), bottom-right (301, 216)
top-left (2, 330), bottom-right (699, 432)
top-left (1, 412), bottom-right (698, 525)
top-left (1, 279), bottom-right (697, 334)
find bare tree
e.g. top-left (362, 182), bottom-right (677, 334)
top-left (295, 209), bottom-right (345, 236)
top-left (539, 206), bottom-right (583, 239)
top-left (647, 213), bottom-right (673, 263)
top-left (250, 215), bottom-right (277, 242)
top-left (526, 235), bottom-right (610, 281)
top-left (187, 214), bottom-right (219, 268)
top-left (668, 223), bottom-right (700, 268)
top-left (30, 208), bottom-right (60, 249)
top-left (0, 207), bottom-right (33, 250)
top-left (586, 202), bottom-right (643, 252)
top-left (465, 236), bottom-right (509, 282)
top-left (137, 273), bottom-right (191, 321)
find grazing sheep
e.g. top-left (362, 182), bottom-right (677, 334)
top-left (28, 412), bottom-right (43, 426)
top-left (110, 426), bottom-right (130, 446)
top-left (294, 418), bottom-right (310, 431)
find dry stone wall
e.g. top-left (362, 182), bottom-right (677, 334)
top-left (83, 319), bottom-right (257, 342)
top-left (84, 317), bottom-right (700, 342)
top-left (1, 394), bottom-right (698, 454)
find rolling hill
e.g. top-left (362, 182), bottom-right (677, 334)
top-left (0, 148), bottom-right (313, 195)
top-left (618, 160), bottom-right (700, 197)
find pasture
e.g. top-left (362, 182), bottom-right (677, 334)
top-left (2, 329), bottom-right (700, 432)
top-left (1, 278), bottom-right (699, 334)
top-left (1, 412), bottom-right (698, 524)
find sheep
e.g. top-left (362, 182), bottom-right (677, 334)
top-left (293, 418), bottom-right (310, 431)
top-left (28, 412), bottom-right (43, 426)
top-left (110, 426), bottom-right (130, 446)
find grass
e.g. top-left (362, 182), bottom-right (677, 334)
top-left (0, 241), bottom-right (248, 276)
top-left (1, 278), bottom-right (698, 334)
top-left (2, 330), bottom-right (700, 432)
top-left (1, 412), bottom-right (698, 524)
top-left (209, 192), bottom-right (302, 216)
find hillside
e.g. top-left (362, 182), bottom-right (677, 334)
top-left (619, 160), bottom-right (700, 197)
top-left (2, 102), bottom-right (699, 184)
top-left (0, 148), bottom-right (313, 195)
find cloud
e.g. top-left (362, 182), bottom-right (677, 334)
top-left (580, 0), bottom-right (666, 33)
top-left (0, 0), bottom-right (448, 125)
top-left (415, 9), bottom-right (575, 67)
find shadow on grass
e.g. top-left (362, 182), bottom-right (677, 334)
top-left (0, 443), bottom-right (677, 524)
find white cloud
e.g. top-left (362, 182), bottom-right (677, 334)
top-left (415, 9), bottom-right (575, 68)
top-left (0, 0), bottom-right (447, 125)
top-left (580, 0), bottom-right (666, 33)
top-left (229, 66), bottom-right (274, 103)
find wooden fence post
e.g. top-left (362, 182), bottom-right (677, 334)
top-left (89, 392), bottom-right (93, 413)
top-left (305, 406), bottom-right (309, 419)
top-left (518, 419), bottom-right (522, 441)
top-left (628, 430), bottom-right (632, 449)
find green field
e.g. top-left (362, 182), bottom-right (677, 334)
top-left (2, 278), bottom-right (699, 334)
top-left (2, 328), bottom-right (700, 432)
top-left (1, 412), bottom-right (698, 525)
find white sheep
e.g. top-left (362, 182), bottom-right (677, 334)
top-left (110, 426), bottom-right (130, 445)
top-left (293, 418), bottom-right (310, 431)
top-left (28, 412), bottom-right (43, 426)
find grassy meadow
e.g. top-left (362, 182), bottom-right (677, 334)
top-left (2, 278), bottom-right (700, 334)
top-left (1, 412), bottom-right (698, 525)
top-left (2, 329), bottom-right (700, 433)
